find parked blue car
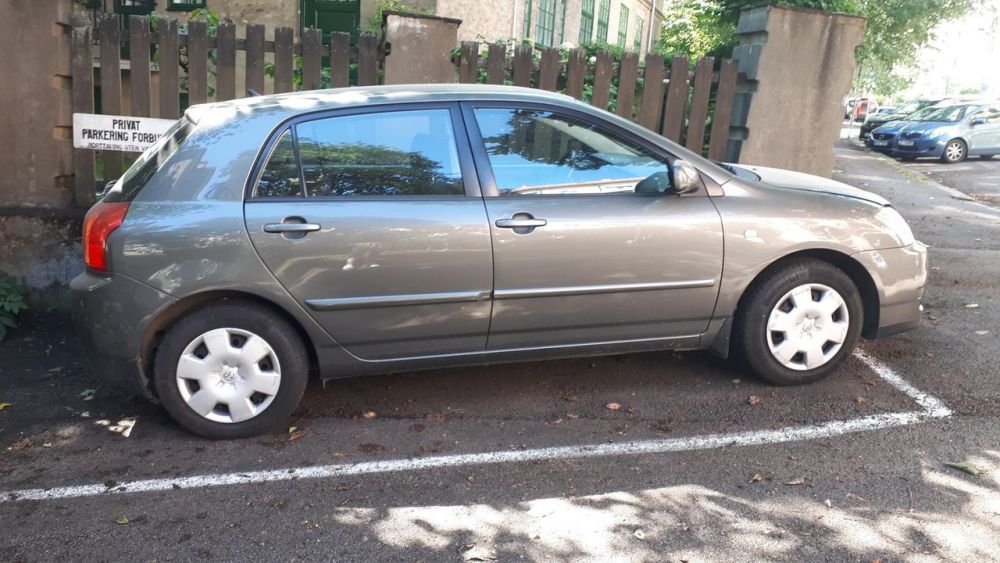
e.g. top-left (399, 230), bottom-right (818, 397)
top-left (868, 102), bottom-right (1000, 163)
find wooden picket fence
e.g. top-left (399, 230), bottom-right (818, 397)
top-left (70, 14), bottom-right (739, 207)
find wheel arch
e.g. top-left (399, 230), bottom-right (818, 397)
top-left (730, 249), bottom-right (880, 343)
top-left (139, 290), bottom-right (320, 398)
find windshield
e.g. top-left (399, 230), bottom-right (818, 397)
top-left (913, 105), bottom-right (974, 122)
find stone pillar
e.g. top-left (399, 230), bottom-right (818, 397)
top-left (729, 5), bottom-right (865, 177)
top-left (382, 11), bottom-right (462, 85)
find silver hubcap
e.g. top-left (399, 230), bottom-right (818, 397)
top-left (176, 328), bottom-right (281, 423)
top-left (766, 283), bottom-right (850, 371)
top-left (946, 142), bottom-right (964, 161)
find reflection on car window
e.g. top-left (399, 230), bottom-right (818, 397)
top-left (474, 108), bottom-right (666, 196)
top-left (296, 109), bottom-right (464, 197)
top-left (915, 105), bottom-right (973, 123)
top-left (255, 130), bottom-right (302, 198)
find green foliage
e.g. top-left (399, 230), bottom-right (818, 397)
top-left (0, 273), bottom-right (27, 342)
top-left (654, 0), bottom-right (975, 96)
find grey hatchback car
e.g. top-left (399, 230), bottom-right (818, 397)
top-left (72, 85), bottom-right (927, 438)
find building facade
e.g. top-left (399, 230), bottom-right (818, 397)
top-left (82, 0), bottom-right (661, 51)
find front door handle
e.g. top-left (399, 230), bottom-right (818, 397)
top-left (495, 218), bottom-right (547, 228)
top-left (263, 223), bottom-right (321, 233)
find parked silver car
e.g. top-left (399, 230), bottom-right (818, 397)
top-left (72, 85), bottom-right (927, 438)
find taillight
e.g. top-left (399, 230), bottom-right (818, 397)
top-left (83, 201), bottom-right (130, 272)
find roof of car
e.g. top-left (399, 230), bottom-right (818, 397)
top-left (185, 84), bottom-right (582, 125)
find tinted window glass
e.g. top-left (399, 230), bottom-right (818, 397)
top-left (111, 117), bottom-right (192, 201)
top-left (296, 109), bottom-right (464, 197)
top-left (474, 108), bottom-right (666, 195)
top-left (255, 130), bottom-right (302, 198)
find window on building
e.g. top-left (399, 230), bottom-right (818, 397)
top-left (617, 5), bottom-right (629, 49)
top-left (113, 0), bottom-right (156, 13)
top-left (523, 0), bottom-right (533, 38)
top-left (558, 0), bottom-right (568, 44)
top-left (596, 0), bottom-right (610, 43)
top-left (536, 0), bottom-right (557, 46)
top-left (579, 0), bottom-right (595, 44)
top-left (166, 0), bottom-right (207, 11)
top-left (634, 15), bottom-right (644, 51)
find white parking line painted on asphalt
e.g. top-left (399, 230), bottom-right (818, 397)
top-left (0, 351), bottom-right (952, 504)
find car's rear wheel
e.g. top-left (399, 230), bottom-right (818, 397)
top-left (153, 302), bottom-right (308, 439)
top-left (733, 259), bottom-right (863, 386)
top-left (941, 139), bottom-right (967, 163)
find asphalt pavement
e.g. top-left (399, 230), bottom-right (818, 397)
top-left (2, 140), bottom-right (999, 561)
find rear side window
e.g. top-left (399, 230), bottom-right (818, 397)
top-left (253, 108), bottom-right (464, 198)
top-left (256, 131), bottom-right (302, 198)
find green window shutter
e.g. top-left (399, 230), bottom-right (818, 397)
top-left (596, 0), bottom-right (610, 43)
top-left (634, 16), bottom-right (643, 51)
top-left (579, 0), bottom-right (594, 44)
top-left (617, 5), bottom-right (629, 49)
top-left (523, 0), bottom-right (533, 39)
top-left (302, 0), bottom-right (362, 43)
top-left (536, 0), bottom-right (556, 47)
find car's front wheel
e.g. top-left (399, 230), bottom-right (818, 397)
top-left (733, 259), bottom-right (863, 386)
top-left (153, 302), bottom-right (309, 438)
top-left (941, 139), bottom-right (967, 163)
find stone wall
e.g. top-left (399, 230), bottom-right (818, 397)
top-left (731, 5), bottom-right (866, 177)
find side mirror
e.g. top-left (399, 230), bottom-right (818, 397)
top-left (634, 171), bottom-right (670, 195)
top-left (670, 159), bottom-right (704, 195)
top-left (972, 117), bottom-right (987, 126)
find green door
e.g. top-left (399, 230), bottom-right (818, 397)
top-left (302, 0), bottom-right (362, 42)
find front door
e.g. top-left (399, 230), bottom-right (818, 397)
top-left (301, 0), bottom-right (362, 42)
top-left (464, 104), bottom-right (724, 350)
top-left (246, 105), bottom-right (493, 360)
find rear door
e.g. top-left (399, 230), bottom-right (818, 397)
top-left (245, 104), bottom-right (493, 360)
top-left (463, 103), bottom-right (724, 350)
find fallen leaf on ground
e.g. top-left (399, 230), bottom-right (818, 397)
top-left (974, 330), bottom-right (990, 335)
top-left (749, 473), bottom-right (764, 483)
top-left (550, 418), bottom-right (563, 425)
top-left (80, 389), bottom-right (96, 401)
top-left (362, 410), bottom-right (377, 419)
top-left (425, 412), bottom-right (447, 422)
top-left (785, 477), bottom-right (807, 486)
top-left (633, 529), bottom-right (646, 539)
top-left (965, 303), bottom-right (980, 309)
top-left (605, 402), bottom-right (621, 411)
top-left (6, 438), bottom-right (32, 451)
top-left (0, 402), bottom-right (11, 410)
top-left (566, 413), bottom-right (579, 419)
top-left (824, 499), bottom-right (832, 508)
top-left (732, 379), bottom-right (741, 384)
top-left (748, 395), bottom-right (762, 406)
top-left (114, 516), bottom-right (129, 525)
top-left (561, 395), bottom-right (578, 403)
top-left (288, 426), bottom-right (298, 433)
top-left (855, 396), bottom-right (867, 404)
top-left (287, 430), bottom-right (306, 442)
top-left (944, 461), bottom-right (980, 476)
top-left (459, 544), bottom-right (497, 561)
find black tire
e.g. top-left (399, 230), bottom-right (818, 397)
top-left (941, 138), bottom-right (967, 163)
top-left (732, 259), bottom-right (863, 386)
top-left (153, 301), bottom-right (309, 439)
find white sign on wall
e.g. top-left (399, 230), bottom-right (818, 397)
top-left (73, 113), bottom-right (175, 152)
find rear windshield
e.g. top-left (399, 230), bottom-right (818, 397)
top-left (103, 117), bottom-right (194, 202)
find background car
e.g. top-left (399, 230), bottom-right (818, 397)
top-left (72, 85), bottom-right (927, 438)
top-left (860, 98), bottom-right (940, 139)
top-left (865, 106), bottom-right (939, 153)
top-left (890, 102), bottom-right (1000, 162)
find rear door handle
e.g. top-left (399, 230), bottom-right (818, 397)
top-left (495, 218), bottom-right (547, 228)
top-left (263, 223), bottom-right (321, 233)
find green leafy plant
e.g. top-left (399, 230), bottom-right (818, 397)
top-left (0, 273), bottom-right (27, 342)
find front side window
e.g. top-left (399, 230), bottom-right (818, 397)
top-left (474, 108), bottom-right (667, 196)
top-left (296, 109), bottom-right (464, 197)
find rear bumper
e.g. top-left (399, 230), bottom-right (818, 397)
top-left (70, 271), bottom-right (177, 398)
top-left (853, 242), bottom-right (928, 338)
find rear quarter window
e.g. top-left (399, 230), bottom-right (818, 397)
top-left (104, 117), bottom-right (194, 202)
